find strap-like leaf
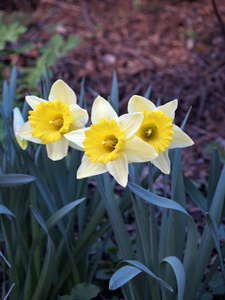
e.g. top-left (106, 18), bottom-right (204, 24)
top-left (161, 256), bottom-right (185, 300)
top-left (0, 174), bottom-right (35, 187)
top-left (109, 260), bottom-right (173, 292)
top-left (206, 212), bottom-right (225, 281)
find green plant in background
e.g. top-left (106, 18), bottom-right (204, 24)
top-left (0, 21), bottom-right (27, 51)
top-left (25, 33), bottom-right (82, 88)
top-left (0, 9), bottom-right (82, 94)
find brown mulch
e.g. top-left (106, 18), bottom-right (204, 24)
top-left (2, 0), bottom-right (225, 183)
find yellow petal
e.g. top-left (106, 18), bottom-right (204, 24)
top-left (91, 96), bottom-right (118, 123)
top-left (46, 136), bottom-right (69, 161)
top-left (156, 99), bottom-right (178, 119)
top-left (151, 149), bottom-right (170, 174)
top-left (118, 113), bottom-right (143, 139)
top-left (64, 128), bottom-right (87, 150)
top-left (122, 136), bottom-right (158, 163)
top-left (77, 155), bottom-right (107, 178)
top-left (16, 121), bottom-right (42, 144)
top-left (69, 104), bottom-right (88, 129)
top-left (49, 79), bottom-right (77, 105)
top-left (169, 124), bottom-right (194, 149)
top-left (106, 153), bottom-right (128, 187)
top-left (128, 95), bottom-right (156, 113)
top-left (26, 96), bottom-right (47, 110)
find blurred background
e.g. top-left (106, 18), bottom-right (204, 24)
top-left (0, 0), bottom-right (225, 183)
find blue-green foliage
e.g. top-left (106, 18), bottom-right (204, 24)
top-left (0, 68), bottom-right (110, 300)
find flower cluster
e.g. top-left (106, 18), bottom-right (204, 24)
top-left (16, 80), bottom-right (193, 187)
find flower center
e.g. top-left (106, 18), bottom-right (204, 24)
top-left (102, 135), bottom-right (118, 150)
top-left (136, 109), bottom-right (174, 154)
top-left (83, 118), bottom-right (125, 164)
top-left (49, 119), bottom-right (64, 127)
top-left (29, 100), bottom-right (73, 144)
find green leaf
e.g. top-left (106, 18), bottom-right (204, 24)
top-left (110, 260), bottom-right (173, 292)
top-left (206, 212), bottom-right (225, 281)
top-left (109, 265), bottom-right (142, 290)
top-left (184, 176), bottom-right (207, 214)
top-left (161, 256), bottom-right (185, 300)
top-left (144, 86), bottom-right (151, 99)
top-left (207, 149), bottom-right (221, 210)
top-left (0, 250), bottom-right (11, 268)
top-left (0, 174), bottom-right (35, 187)
top-left (0, 205), bottom-right (15, 217)
top-left (128, 182), bottom-right (198, 296)
top-left (71, 283), bottom-right (100, 300)
top-left (61, 35), bottom-right (82, 54)
top-left (110, 70), bottom-right (119, 113)
top-left (58, 296), bottom-right (72, 300)
top-left (45, 198), bottom-right (86, 229)
top-left (30, 208), bottom-right (56, 300)
top-left (208, 272), bottom-right (225, 295)
top-left (128, 182), bottom-right (191, 217)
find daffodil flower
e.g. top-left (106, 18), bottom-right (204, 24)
top-left (13, 107), bottom-right (28, 150)
top-left (128, 95), bottom-right (194, 174)
top-left (65, 96), bottom-right (158, 187)
top-left (16, 80), bottom-right (88, 161)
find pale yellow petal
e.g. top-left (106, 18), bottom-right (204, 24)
top-left (16, 121), bottom-right (42, 144)
top-left (128, 95), bottom-right (156, 113)
top-left (106, 153), bottom-right (128, 187)
top-left (13, 108), bottom-right (25, 133)
top-left (46, 136), bottom-right (69, 161)
top-left (151, 149), bottom-right (170, 174)
top-left (26, 96), bottom-right (47, 110)
top-left (156, 99), bottom-right (178, 119)
top-left (49, 79), bottom-right (77, 105)
top-left (122, 136), bottom-right (158, 163)
top-left (118, 113), bottom-right (143, 139)
top-left (169, 124), bottom-right (194, 149)
top-left (69, 104), bottom-right (88, 130)
top-left (77, 155), bottom-right (107, 178)
top-left (64, 128), bottom-right (87, 151)
top-left (91, 96), bottom-right (118, 123)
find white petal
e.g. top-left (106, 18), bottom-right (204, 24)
top-left (46, 137), bottom-right (69, 161)
top-left (49, 79), bottom-right (77, 105)
top-left (64, 128), bottom-right (87, 150)
top-left (69, 104), bottom-right (89, 129)
top-left (122, 136), bottom-right (158, 163)
top-left (151, 150), bottom-right (170, 174)
top-left (77, 155), bottom-right (107, 178)
top-left (169, 124), bottom-right (194, 149)
top-left (106, 153), bottom-right (128, 187)
top-left (118, 113), bottom-right (143, 139)
top-left (26, 96), bottom-right (47, 110)
top-left (128, 95), bottom-right (156, 113)
top-left (13, 108), bottom-right (25, 133)
top-left (16, 121), bottom-right (42, 144)
top-left (156, 99), bottom-right (178, 119)
top-left (91, 96), bottom-right (118, 123)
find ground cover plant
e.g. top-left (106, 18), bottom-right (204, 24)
top-left (0, 66), bottom-right (225, 300)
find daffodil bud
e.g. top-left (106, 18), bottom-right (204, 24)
top-left (13, 107), bottom-right (28, 150)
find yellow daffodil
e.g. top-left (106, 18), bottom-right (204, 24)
top-left (13, 107), bottom-right (28, 150)
top-left (16, 80), bottom-right (88, 161)
top-left (65, 96), bottom-right (158, 187)
top-left (128, 95), bottom-right (194, 174)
